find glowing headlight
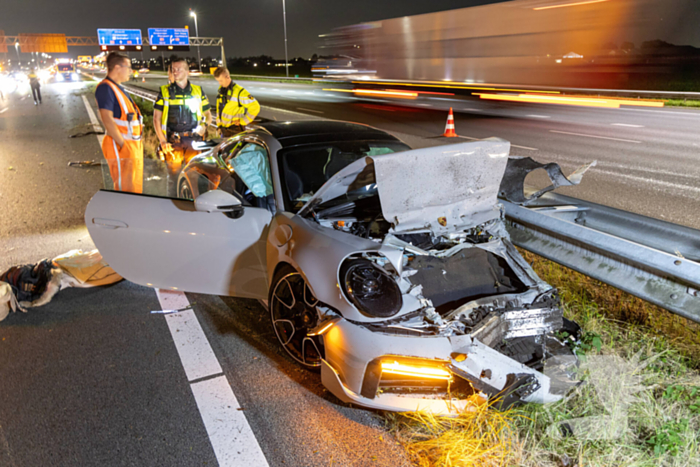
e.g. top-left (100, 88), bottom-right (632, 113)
top-left (71, 73), bottom-right (78, 80)
top-left (381, 360), bottom-right (452, 381)
top-left (56, 74), bottom-right (64, 81)
top-left (340, 259), bottom-right (402, 318)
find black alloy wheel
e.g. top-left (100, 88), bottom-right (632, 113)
top-left (269, 268), bottom-right (324, 368)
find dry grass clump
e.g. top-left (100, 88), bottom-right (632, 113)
top-left (388, 399), bottom-right (524, 467)
top-left (387, 252), bottom-right (700, 467)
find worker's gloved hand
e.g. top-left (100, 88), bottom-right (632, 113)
top-left (196, 126), bottom-right (207, 138)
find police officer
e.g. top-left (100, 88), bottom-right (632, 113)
top-left (153, 57), bottom-right (212, 196)
top-left (213, 67), bottom-right (260, 138)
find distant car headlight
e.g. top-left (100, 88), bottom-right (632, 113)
top-left (340, 259), bottom-right (402, 318)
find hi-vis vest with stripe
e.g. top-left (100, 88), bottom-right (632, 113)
top-left (216, 83), bottom-right (260, 129)
top-left (159, 83), bottom-right (206, 132)
top-left (99, 79), bottom-right (143, 141)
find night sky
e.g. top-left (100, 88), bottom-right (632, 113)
top-left (1, 0), bottom-right (505, 60)
top-left (3, 0), bottom-right (698, 61)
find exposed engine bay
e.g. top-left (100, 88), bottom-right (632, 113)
top-left (293, 141), bottom-right (590, 410)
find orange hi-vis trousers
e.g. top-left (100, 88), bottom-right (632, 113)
top-left (102, 135), bottom-right (144, 193)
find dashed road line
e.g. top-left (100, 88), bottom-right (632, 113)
top-left (456, 135), bottom-right (537, 150)
top-left (297, 107), bottom-right (324, 114)
top-left (611, 123), bottom-right (644, 128)
top-left (550, 130), bottom-right (641, 144)
top-left (0, 108), bottom-right (7, 114)
top-left (156, 289), bottom-right (270, 467)
top-left (526, 114), bottom-right (551, 118)
top-left (511, 143), bottom-right (538, 151)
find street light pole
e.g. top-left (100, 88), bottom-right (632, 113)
top-left (14, 43), bottom-right (20, 62)
top-left (190, 10), bottom-right (203, 73)
top-left (282, 0), bottom-right (289, 77)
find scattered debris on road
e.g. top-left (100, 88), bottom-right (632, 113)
top-left (0, 250), bottom-right (122, 322)
top-left (68, 160), bottom-right (101, 168)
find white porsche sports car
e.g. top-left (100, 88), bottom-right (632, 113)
top-left (86, 121), bottom-right (579, 414)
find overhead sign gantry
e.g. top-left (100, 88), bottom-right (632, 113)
top-left (97, 29), bottom-right (143, 51)
top-left (148, 28), bottom-right (190, 51)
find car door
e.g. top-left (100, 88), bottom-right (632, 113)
top-left (85, 190), bottom-right (272, 299)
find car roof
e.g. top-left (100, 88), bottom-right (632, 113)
top-left (254, 120), bottom-right (404, 148)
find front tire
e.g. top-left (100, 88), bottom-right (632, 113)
top-left (269, 266), bottom-right (324, 369)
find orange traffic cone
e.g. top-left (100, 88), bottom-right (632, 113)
top-left (442, 107), bottom-right (458, 137)
top-left (142, 77), bottom-right (146, 82)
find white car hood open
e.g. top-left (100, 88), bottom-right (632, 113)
top-left (298, 138), bottom-right (511, 233)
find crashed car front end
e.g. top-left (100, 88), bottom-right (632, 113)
top-left (272, 138), bottom-right (582, 414)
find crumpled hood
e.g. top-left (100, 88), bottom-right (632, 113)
top-left (298, 138), bottom-right (511, 233)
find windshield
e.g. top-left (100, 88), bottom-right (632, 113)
top-left (278, 140), bottom-right (409, 212)
top-left (57, 64), bottom-right (73, 72)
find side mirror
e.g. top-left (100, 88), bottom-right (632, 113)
top-left (194, 190), bottom-right (244, 218)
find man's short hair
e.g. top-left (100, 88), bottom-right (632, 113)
top-left (170, 57), bottom-right (188, 67)
top-left (213, 67), bottom-right (229, 78)
top-left (106, 52), bottom-right (128, 72)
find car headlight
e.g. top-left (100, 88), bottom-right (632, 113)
top-left (71, 73), bottom-right (78, 80)
top-left (340, 259), bottom-right (402, 318)
top-left (56, 74), bottom-right (64, 81)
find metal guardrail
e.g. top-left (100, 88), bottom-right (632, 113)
top-left (503, 192), bottom-right (700, 323)
top-left (113, 78), bottom-right (700, 323)
top-left (122, 84), bottom-right (158, 102)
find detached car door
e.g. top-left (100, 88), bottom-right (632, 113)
top-left (85, 190), bottom-right (271, 299)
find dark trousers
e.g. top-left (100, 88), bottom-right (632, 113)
top-left (162, 136), bottom-right (201, 197)
top-left (31, 85), bottom-right (41, 104)
top-left (218, 126), bottom-right (243, 138)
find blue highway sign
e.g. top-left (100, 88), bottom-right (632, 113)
top-left (148, 28), bottom-right (190, 46)
top-left (97, 29), bottom-right (143, 46)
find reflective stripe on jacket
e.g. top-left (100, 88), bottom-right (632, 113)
top-left (98, 79), bottom-right (143, 141)
top-left (216, 83), bottom-right (260, 129)
top-left (159, 83), bottom-right (207, 133)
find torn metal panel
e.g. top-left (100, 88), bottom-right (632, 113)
top-left (499, 156), bottom-right (596, 205)
top-left (300, 139), bottom-right (510, 233)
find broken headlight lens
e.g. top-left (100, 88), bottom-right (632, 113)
top-left (340, 259), bottom-right (402, 318)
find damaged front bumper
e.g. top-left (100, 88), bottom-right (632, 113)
top-left (320, 317), bottom-right (578, 414)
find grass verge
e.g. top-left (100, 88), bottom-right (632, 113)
top-left (388, 251), bottom-right (700, 467)
top-left (131, 96), bottom-right (160, 160)
top-left (663, 99), bottom-right (700, 108)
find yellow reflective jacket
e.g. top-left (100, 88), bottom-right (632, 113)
top-left (216, 83), bottom-right (260, 129)
top-left (157, 83), bottom-right (208, 132)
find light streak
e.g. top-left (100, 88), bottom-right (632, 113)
top-left (475, 93), bottom-right (664, 108)
top-left (533, 0), bottom-right (609, 10)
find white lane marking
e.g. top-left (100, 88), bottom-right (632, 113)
top-left (527, 114), bottom-right (551, 118)
top-left (191, 376), bottom-right (270, 466)
top-left (463, 108), bottom-right (482, 111)
top-left (620, 107), bottom-right (700, 117)
top-left (611, 123), bottom-right (644, 128)
top-left (511, 144), bottom-right (538, 151)
top-left (549, 130), bottom-right (641, 144)
top-left (538, 154), bottom-right (700, 181)
top-left (156, 289), bottom-right (269, 467)
top-left (417, 103), bottom-right (431, 107)
top-left (157, 289), bottom-right (223, 382)
top-left (81, 95), bottom-right (104, 146)
top-left (296, 107), bottom-right (324, 114)
top-left (595, 169), bottom-right (700, 195)
top-left (456, 135), bottom-right (537, 150)
top-left (0, 108), bottom-right (7, 114)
